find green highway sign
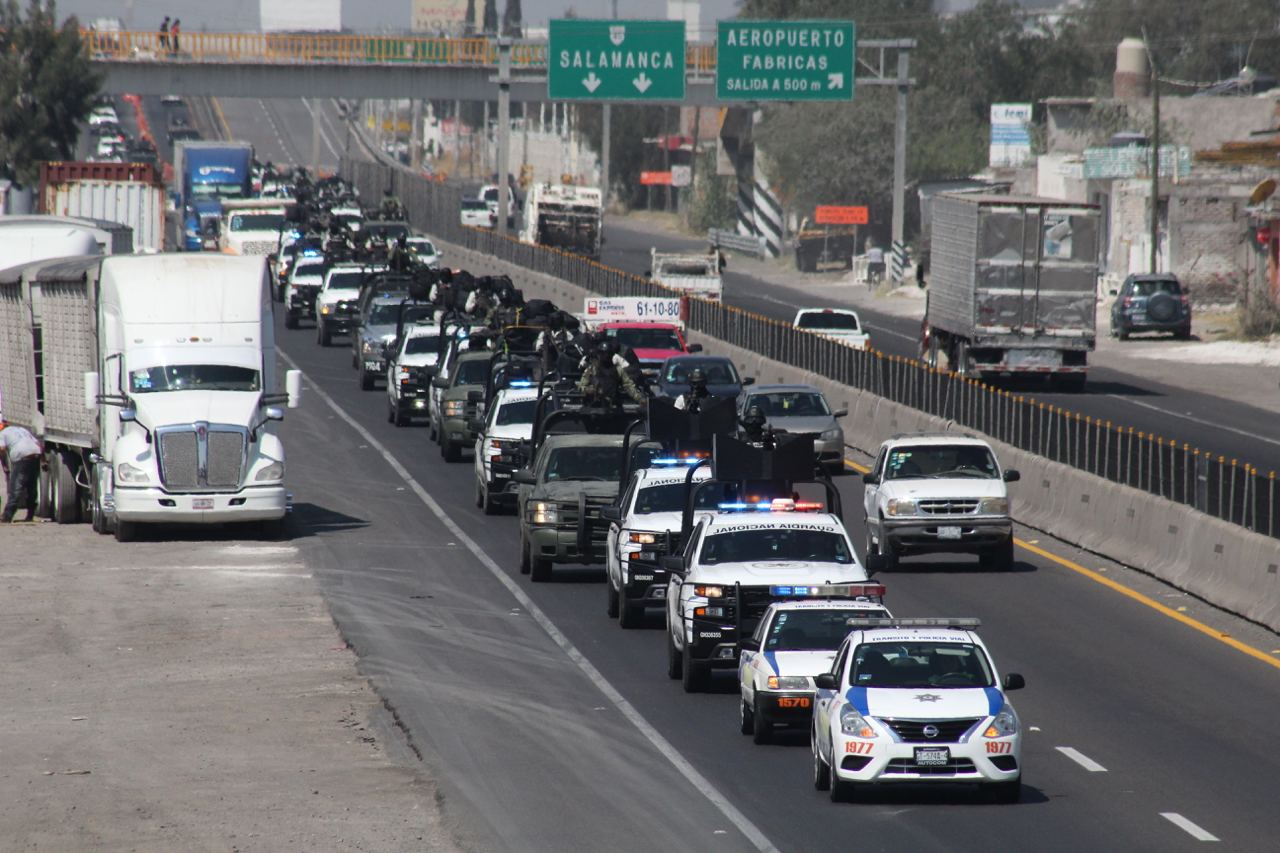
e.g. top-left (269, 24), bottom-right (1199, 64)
top-left (717, 20), bottom-right (856, 101)
top-left (548, 19), bottom-right (687, 101)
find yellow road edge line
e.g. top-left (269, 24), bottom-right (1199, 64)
top-left (841, 457), bottom-right (1280, 671)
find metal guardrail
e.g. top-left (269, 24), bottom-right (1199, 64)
top-left (82, 30), bottom-right (717, 72)
top-left (342, 157), bottom-right (1280, 540)
top-left (708, 228), bottom-right (768, 259)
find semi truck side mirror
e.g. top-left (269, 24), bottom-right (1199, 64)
top-left (119, 408), bottom-right (137, 423)
top-left (265, 406), bottom-right (285, 422)
top-left (286, 370), bottom-right (303, 409)
top-left (84, 371), bottom-right (99, 410)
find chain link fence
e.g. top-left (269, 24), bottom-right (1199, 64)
top-left (344, 158), bottom-right (1280, 539)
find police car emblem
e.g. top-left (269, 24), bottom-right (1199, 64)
top-left (914, 693), bottom-right (943, 703)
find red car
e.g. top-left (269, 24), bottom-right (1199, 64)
top-left (598, 321), bottom-right (702, 374)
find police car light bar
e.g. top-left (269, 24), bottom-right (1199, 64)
top-left (769, 583), bottom-right (887, 601)
top-left (508, 380), bottom-right (535, 388)
top-left (653, 457), bottom-right (704, 466)
top-left (844, 617), bottom-right (981, 629)
top-left (718, 498), bottom-right (824, 512)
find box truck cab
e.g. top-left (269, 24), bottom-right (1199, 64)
top-left (89, 255), bottom-right (301, 539)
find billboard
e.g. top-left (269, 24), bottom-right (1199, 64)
top-left (412, 0), bottom-right (471, 34)
top-left (261, 0), bottom-right (341, 32)
top-left (989, 103), bottom-right (1032, 168)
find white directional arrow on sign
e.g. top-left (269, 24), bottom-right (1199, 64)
top-left (827, 72), bottom-right (845, 90)
top-left (583, 72), bottom-right (602, 93)
top-left (634, 72), bottom-right (652, 94)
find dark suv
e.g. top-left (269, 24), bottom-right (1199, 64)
top-left (1111, 274), bottom-right (1191, 340)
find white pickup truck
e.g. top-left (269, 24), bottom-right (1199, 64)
top-left (793, 307), bottom-right (870, 350)
top-left (650, 249), bottom-right (723, 301)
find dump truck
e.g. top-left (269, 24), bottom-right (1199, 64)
top-left (921, 193), bottom-right (1100, 389)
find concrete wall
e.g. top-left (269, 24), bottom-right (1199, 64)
top-left (436, 236), bottom-right (1280, 632)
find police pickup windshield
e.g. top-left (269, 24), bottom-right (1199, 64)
top-left (699, 528), bottom-right (854, 565)
top-left (544, 446), bottom-right (623, 482)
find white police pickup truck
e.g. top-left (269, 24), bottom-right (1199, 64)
top-left (664, 498), bottom-right (869, 693)
top-left (738, 593), bottom-right (889, 744)
top-left (472, 385), bottom-right (539, 515)
top-left (810, 618), bottom-right (1026, 803)
top-left (386, 322), bottom-right (441, 426)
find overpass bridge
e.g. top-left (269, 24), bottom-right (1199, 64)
top-left (84, 29), bottom-right (911, 103)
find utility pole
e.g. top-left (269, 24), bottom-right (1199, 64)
top-left (497, 37), bottom-right (512, 236)
top-left (890, 49), bottom-right (910, 283)
top-left (1143, 28), bottom-right (1160, 274)
top-left (410, 99), bottom-right (423, 171)
top-left (309, 98), bottom-right (320, 175)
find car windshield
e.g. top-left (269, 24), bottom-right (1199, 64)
top-left (885, 445), bottom-right (999, 480)
top-left (606, 327), bottom-right (682, 351)
top-left (746, 392), bottom-right (830, 417)
top-left (405, 335), bottom-right (440, 355)
top-left (325, 271), bottom-right (365, 291)
top-left (544, 446), bottom-right (623, 482)
top-left (634, 481), bottom-right (734, 514)
top-left (664, 360), bottom-right (738, 384)
top-left (129, 364), bottom-right (260, 393)
top-left (293, 262), bottom-right (324, 280)
top-left (229, 213), bottom-right (283, 232)
top-left (452, 359), bottom-right (490, 385)
top-left (765, 609), bottom-right (890, 652)
top-left (462, 200), bottom-right (489, 211)
top-left (797, 311), bottom-right (859, 331)
top-left (700, 528), bottom-right (852, 565)
top-left (482, 188), bottom-right (499, 201)
top-left (850, 641), bottom-right (994, 689)
top-left (408, 240), bottom-right (436, 255)
top-left (366, 224), bottom-right (408, 240)
top-left (369, 304), bottom-right (402, 325)
top-left (496, 399), bottom-right (538, 426)
top-left (1131, 278), bottom-right (1181, 296)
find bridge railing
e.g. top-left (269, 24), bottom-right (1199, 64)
top-left (82, 30), bottom-right (715, 71)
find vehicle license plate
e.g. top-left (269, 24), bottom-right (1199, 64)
top-left (364, 361), bottom-right (381, 370)
top-left (938, 526), bottom-right (962, 540)
top-left (914, 747), bottom-right (950, 766)
top-left (192, 497), bottom-right (214, 510)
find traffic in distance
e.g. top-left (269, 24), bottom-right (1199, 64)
top-left (253, 167), bottom-right (1028, 804)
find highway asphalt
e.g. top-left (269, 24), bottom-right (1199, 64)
top-left (273, 301), bottom-right (1280, 852)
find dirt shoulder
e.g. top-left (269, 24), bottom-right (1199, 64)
top-left (0, 523), bottom-right (460, 852)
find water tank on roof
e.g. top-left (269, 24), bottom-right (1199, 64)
top-left (1114, 37), bottom-right (1150, 100)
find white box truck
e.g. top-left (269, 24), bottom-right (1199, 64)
top-left (0, 254), bottom-right (301, 539)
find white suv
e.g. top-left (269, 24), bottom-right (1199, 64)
top-left (862, 434), bottom-right (1018, 571)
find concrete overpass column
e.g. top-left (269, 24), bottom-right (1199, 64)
top-left (411, 99), bottom-right (423, 170)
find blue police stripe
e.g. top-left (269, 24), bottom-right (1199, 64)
top-left (844, 686), bottom-right (870, 715)
top-left (764, 651), bottom-right (778, 675)
top-left (984, 687), bottom-right (1003, 716)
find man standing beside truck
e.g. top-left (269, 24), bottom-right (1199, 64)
top-left (0, 421), bottom-right (42, 523)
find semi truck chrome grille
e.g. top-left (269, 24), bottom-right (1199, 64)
top-left (156, 422), bottom-right (248, 491)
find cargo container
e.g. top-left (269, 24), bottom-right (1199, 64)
top-left (38, 161), bottom-right (165, 251)
top-left (0, 215), bottom-right (130, 270)
top-left (921, 193), bottom-right (1101, 389)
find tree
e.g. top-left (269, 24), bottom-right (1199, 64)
top-left (0, 0), bottom-right (102, 186)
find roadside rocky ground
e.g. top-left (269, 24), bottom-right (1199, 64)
top-left (616, 210), bottom-right (1280, 414)
top-left (0, 523), bottom-right (463, 852)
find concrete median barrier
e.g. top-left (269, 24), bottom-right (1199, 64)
top-left (441, 238), bottom-right (1280, 633)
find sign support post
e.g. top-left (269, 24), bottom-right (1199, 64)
top-left (891, 49), bottom-right (910, 283)
top-left (497, 37), bottom-right (511, 236)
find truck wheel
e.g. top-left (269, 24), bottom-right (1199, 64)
top-left (284, 311), bottom-right (299, 330)
top-left (740, 698), bottom-right (755, 735)
top-left (36, 454), bottom-right (54, 519)
top-left (863, 525), bottom-right (885, 573)
top-left (520, 535), bottom-right (531, 574)
top-left (1117, 324), bottom-right (1129, 341)
top-left (441, 438), bottom-right (461, 463)
top-left (681, 644), bottom-right (709, 693)
top-left (606, 578), bottom-right (619, 618)
top-left (317, 320), bottom-right (331, 347)
top-left (360, 369), bottom-right (376, 391)
top-left (114, 519), bottom-right (137, 542)
top-left (618, 596), bottom-right (642, 629)
top-left (954, 339), bottom-right (971, 376)
top-left (666, 633), bottom-right (683, 680)
top-left (54, 452), bottom-right (80, 524)
top-left (530, 553), bottom-right (552, 583)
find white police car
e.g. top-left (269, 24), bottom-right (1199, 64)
top-left (386, 322), bottom-right (442, 426)
top-left (810, 618), bottom-right (1026, 803)
top-left (664, 499), bottom-right (869, 693)
top-left (473, 385), bottom-right (539, 514)
top-left (738, 593), bottom-right (889, 744)
top-left (604, 460), bottom-right (726, 629)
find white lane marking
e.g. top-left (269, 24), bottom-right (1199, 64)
top-left (301, 98), bottom-right (341, 161)
top-left (256, 99), bottom-right (293, 164)
top-left (278, 351), bottom-right (780, 853)
top-left (1160, 813), bottom-right (1219, 842)
top-left (1105, 394), bottom-right (1280, 448)
top-left (1054, 746), bottom-right (1108, 772)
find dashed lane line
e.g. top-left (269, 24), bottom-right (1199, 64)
top-left (1105, 394), bottom-right (1280, 449)
top-left (1054, 747), bottom-right (1107, 773)
top-left (279, 350), bottom-right (781, 853)
top-left (1160, 813), bottom-right (1219, 842)
top-left (841, 459), bottom-right (1280, 673)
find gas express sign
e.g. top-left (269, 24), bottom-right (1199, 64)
top-left (548, 19), bottom-right (687, 101)
top-left (716, 20), bottom-right (856, 101)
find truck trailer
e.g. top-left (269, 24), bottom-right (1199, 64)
top-left (38, 161), bottom-right (166, 252)
top-left (921, 193), bottom-right (1100, 389)
top-left (0, 254), bottom-right (301, 539)
top-left (173, 141), bottom-right (254, 251)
